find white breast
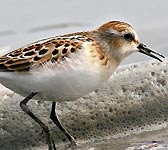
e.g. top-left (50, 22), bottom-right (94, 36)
top-left (0, 47), bottom-right (114, 102)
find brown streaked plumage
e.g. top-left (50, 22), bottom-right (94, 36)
top-left (98, 21), bottom-right (132, 32)
top-left (0, 32), bottom-right (93, 72)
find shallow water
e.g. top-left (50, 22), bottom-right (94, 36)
top-left (0, 0), bottom-right (168, 150)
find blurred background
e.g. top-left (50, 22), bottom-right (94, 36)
top-left (0, 1), bottom-right (168, 149)
top-left (0, 0), bottom-right (167, 64)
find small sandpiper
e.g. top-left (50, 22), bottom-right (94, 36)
top-left (0, 21), bottom-right (164, 150)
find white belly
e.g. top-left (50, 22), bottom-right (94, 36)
top-left (0, 52), bottom-right (113, 102)
top-left (0, 68), bottom-right (107, 102)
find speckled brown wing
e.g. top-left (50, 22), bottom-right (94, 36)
top-left (0, 32), bottom-right (93, 72)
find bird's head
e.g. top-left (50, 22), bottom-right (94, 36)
top-left (95, 21), bottom-right (164, 62)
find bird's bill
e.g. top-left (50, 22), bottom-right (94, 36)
top-left (137, 43), bottom-right (165, 62)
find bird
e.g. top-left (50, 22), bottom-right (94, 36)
top-left (0, 21), bottom-right (165, 150)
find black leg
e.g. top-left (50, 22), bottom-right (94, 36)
top-left (50, 102), bottom-right (77, 146)
top-left (20, 92), bottom-right (56, 150)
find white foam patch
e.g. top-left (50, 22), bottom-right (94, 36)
top-left (0, 58), bottom-right (168, 150)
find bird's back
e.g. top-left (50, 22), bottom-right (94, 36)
top-left (0, 32), bottom-right (113, 101)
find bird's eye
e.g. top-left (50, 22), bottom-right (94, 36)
top-left (123, 33), bottom-right (134, 41)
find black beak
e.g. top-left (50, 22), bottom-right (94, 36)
top-left (137, 43), bottom-right (165, 62)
